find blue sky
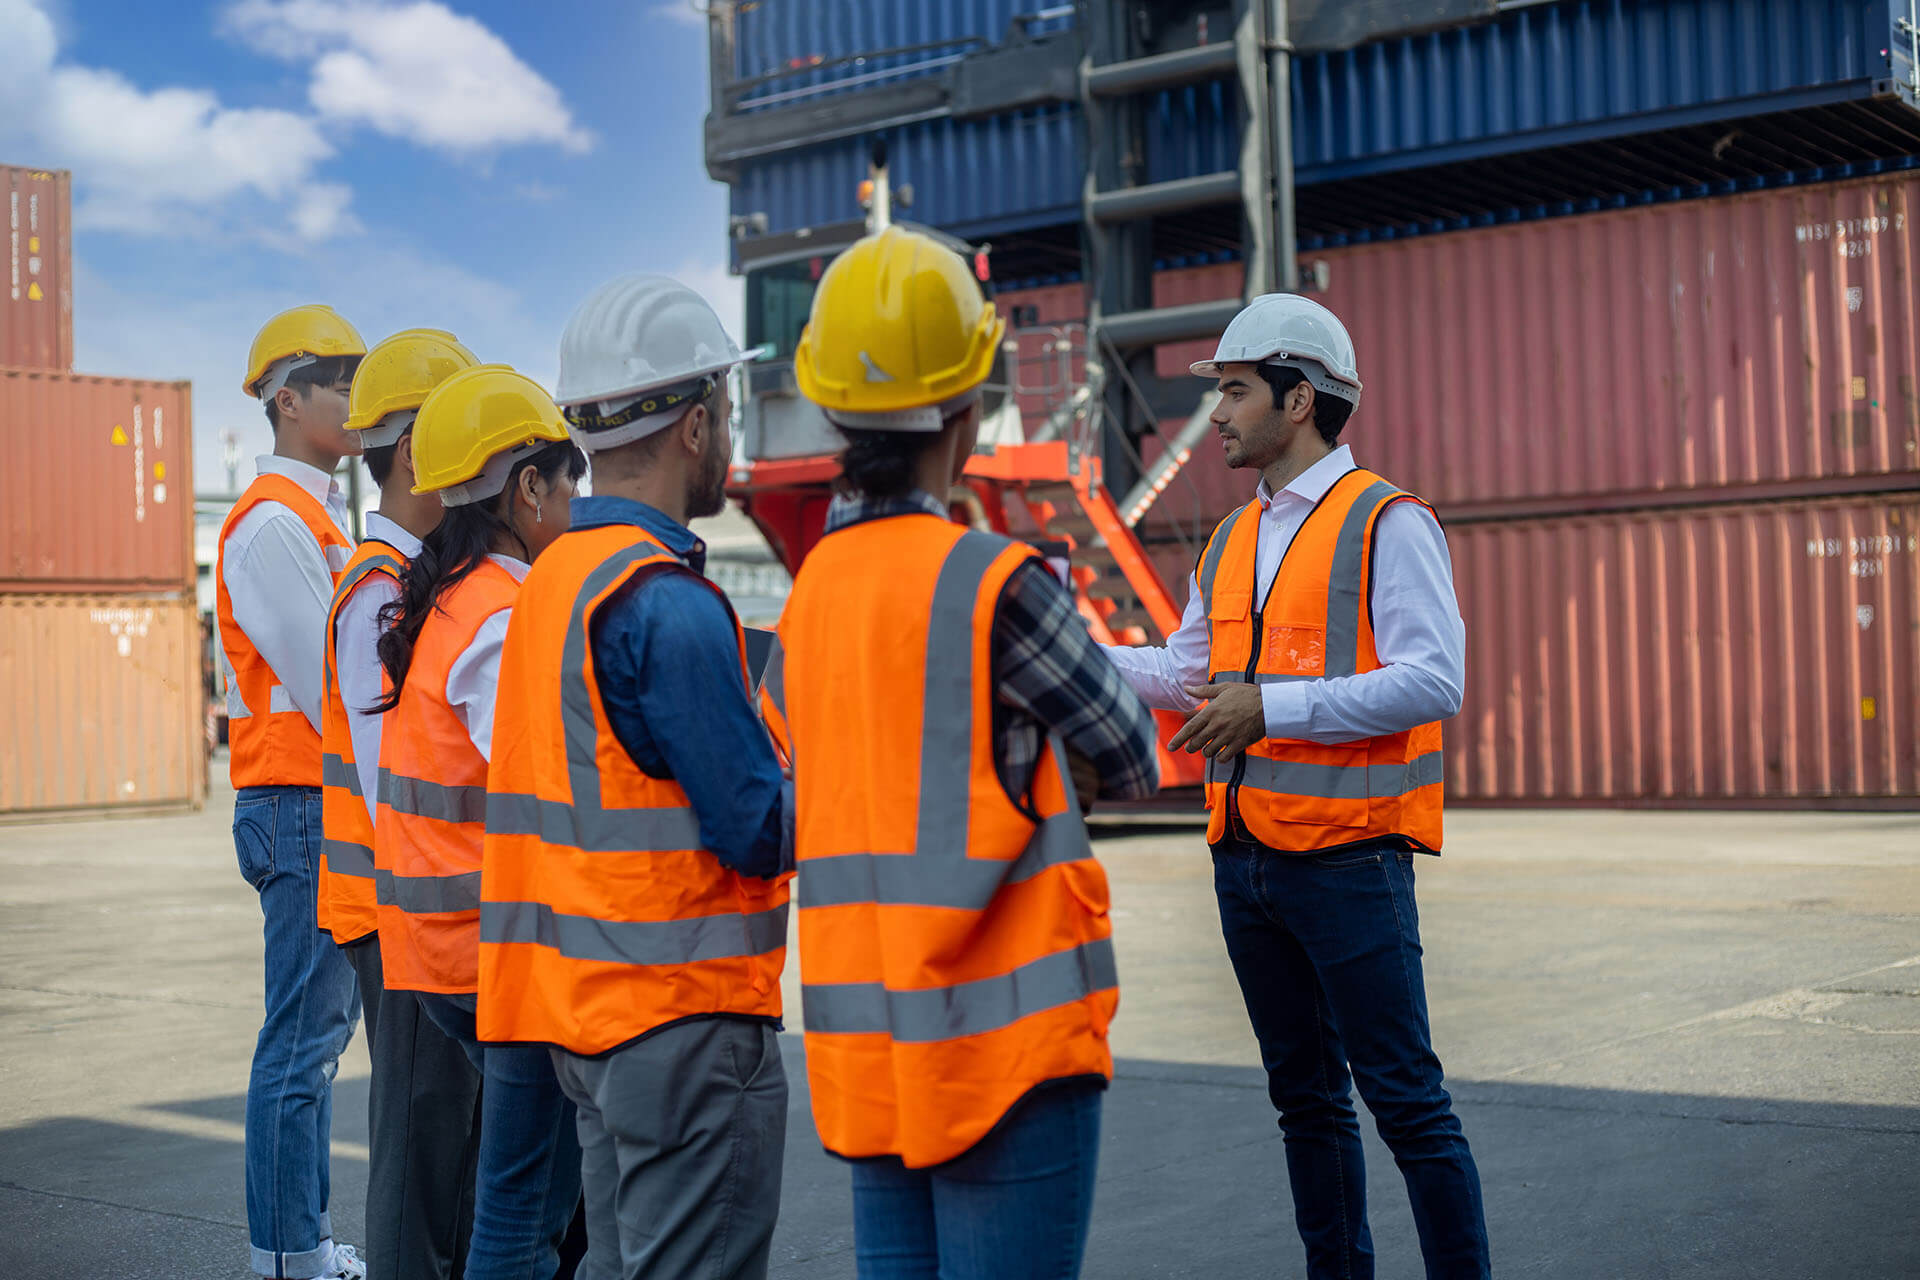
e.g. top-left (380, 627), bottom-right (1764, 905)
top-left (2, 0), bottom-right (741, 491)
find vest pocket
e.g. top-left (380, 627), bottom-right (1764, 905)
top-left (1259, 744), bottom-right (1372, 830)
top-left (1259, 620), bottom-right (1326, 679)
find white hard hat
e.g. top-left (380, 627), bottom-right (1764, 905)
top-left (1190, 293), bottom-right (1362, 414)
top-left (555, 273), bottom-right (765, 450)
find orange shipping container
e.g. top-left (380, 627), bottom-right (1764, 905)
top-left (1446, 495), bottom-right (1920, 805)
top-left (0, 368), bottom-right (193, 592)
top-left (2, 166), bottom-right (73, 372)
top-left (0, 593), bottom-right (207, 815)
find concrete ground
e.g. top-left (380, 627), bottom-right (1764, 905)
top-left (2, 775), bottom-right (1915, 1279)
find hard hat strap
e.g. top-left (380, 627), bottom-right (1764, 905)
top-left (564, 375), bottom-right (714, 453)
top-left (254, 353), bottom-right (319, 401)
top-left (824, 385), bottom-right (981, 434)
top-left (354, 409), bottom-right (416, 450)
top-left (437, 439), bottom-right (551, 508)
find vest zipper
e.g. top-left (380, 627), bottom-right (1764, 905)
top-left (1225, 606), bottom-right (1262, 840)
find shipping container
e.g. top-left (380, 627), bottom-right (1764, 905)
top-left (730, 105), bottom-right (1082, 247)
top-left (1445, 495), bottom-right (1919, 804)
top-left (996, 281), bottom-right (1087, 431)
top-left (731, 0), bottom-right (1074, 103)
top-left (1134, 175), bottom-right (1920, 526)
top-left (0, 593), bottom-right (207, 815)
top-left (2, 166), bottom-right (72, 373)
top-left (0, 368), bottom-right (194, 592)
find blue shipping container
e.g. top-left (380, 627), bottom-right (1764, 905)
top-left (730, 105), bottom-right (1082, 242)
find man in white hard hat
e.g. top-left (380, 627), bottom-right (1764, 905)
top-left (1102, 294), bottom-right (1490, 1279)
top-left (474, 275), bottom-right (790, 1280)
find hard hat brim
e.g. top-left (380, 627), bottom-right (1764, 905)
top-left (552, 346), bottom-right (769, 409)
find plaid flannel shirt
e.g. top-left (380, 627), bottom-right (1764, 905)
top-left (823, 490), bottom-right (1160, 804)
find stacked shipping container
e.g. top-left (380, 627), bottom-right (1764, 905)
top-left (0, 166), bottom-right (205, 816)
top-left (1125, 173), bottom-right (1920, 805)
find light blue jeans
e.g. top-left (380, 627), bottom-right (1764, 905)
top-left (234, 786), bottom-right (361, 1278)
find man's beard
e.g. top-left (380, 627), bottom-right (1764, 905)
top-left (688, 440), bottom-right (729, 519)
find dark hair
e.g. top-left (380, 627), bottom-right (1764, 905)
top-left (836, 401), bottom-right (975, 499)
top-left (837, 427), bottom-right (921, 499)
top-left (362, 441), bottom-right (399, 488)
top-left (370, 439), bottom-right (585, 712)
top-left (263, 355), bottom-right (361, 431)
top-left (1258, 364), bottom-right (1353, 445)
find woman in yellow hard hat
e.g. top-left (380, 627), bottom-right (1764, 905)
top-left (368, 365), bottom-right (587, 1280)
top-left (767, 225), bottom-right (1161, 1279)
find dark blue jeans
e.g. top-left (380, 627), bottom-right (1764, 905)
top-left (418, 994), bottom-right (582, 1280)
top-left (1213, 837), bottom-right (1490, 1280)
top-left (849, 1081), bottom-right (1103, 1280)
top-left (234, 785), bottom-right (361, 1278)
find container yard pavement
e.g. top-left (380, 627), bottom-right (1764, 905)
top-left (2, 781), bottom-right (1916, 1279)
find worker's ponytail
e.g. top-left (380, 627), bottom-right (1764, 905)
top-left (368, 440), bottom-right (582, 712)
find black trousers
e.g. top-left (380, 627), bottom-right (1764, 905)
top-left (343, 935), bottom-right (483, 1280)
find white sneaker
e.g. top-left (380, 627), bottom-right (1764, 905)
top-left (319, 1242), bottom-right (366, 1280)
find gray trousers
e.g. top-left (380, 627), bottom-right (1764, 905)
top-left (551, 1018), bottom-right (788, 1280)
top-left (344, 936), bottom-right (484, 1280)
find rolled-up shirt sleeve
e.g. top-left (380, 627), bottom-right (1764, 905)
top-left (1261, 501), bottom-right (1466, 744)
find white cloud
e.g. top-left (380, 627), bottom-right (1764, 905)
top-left (0, 0), bottom-right (351, 240)
top-left (225, 0), bottom-right (592, 154)
top-left (651, 2), bottom-right (710, 27)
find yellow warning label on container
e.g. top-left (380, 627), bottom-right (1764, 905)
top-left (110, 425), bottom-right (128, 446)
top-left (1862, 696), bottom-right (1877, 721)
top-left (27, 236), bottom-right (38, 253)
top-left (154, 461), bottom-right (166, 480)
top-left (1851, 375), bottom-right (1868, 400)
top-left (26, 282), bottom-right (42, 301)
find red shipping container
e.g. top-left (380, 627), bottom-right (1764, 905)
top-left (2, 166), bottom-right (73, 373)
top-left (1446, 495), bottom-right (1920, 804)
top-left (1139, 176), bottom-right (1920, 529)
top-left (0, 368), bottom-right (194, 592)
top-left (1151, 262), bottom-right (1243, 381)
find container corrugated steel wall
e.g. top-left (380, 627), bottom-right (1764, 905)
top-left (0, 369), bottom-right (194, 592)
top-left (732, 0), bottom-right (1074, 101)
top-left (1139, 0), bottom-right (1898, 187)
top-left (1138, 175), bottom-right (1920, 522)
top-left (730, 106), bottom-right (1082, 238)
top-left (1446, 495), bottom-right (1919, 803)
top-left (2, 167), bottom-right (72, 373)
top-left (0, 593), bottom-right (206, 814)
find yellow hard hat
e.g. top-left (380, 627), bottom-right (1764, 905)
top-left (411, 365), bottom-right (571, 506)
top-left (346, 329), bottom-right (480, 446)
top-left (793, 226), bottom-right (1003, 431)
top-left (243, 304), bottom-right (367, 397)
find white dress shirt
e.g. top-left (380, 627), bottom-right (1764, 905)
top-left (1102, 445), bottom-right (1466, 745)
top-left (334, 513), bottom-right (424, 824)
top-left (441, 554), bottom-right (529, 762)
top-left (222, 456), bottom-right (355, 734)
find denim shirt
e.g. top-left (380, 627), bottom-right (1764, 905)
top-left (571, 495), bottom-right (786, 880)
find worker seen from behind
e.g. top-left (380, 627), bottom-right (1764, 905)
top-left (477, 275), bottom-right (791, 1280)
top-left (320, 329), bottom-right (484, 1280)
top-left (220, 304), bottom-right (369, 1280)
top-left (1101, 295), bottom-right (1490, 1279)
top-left (371, 365), bottom-right (587, 1280)
top-left (766, 226), bottom-right (1161, 1280)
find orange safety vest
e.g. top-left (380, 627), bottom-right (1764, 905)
top-left (771, 514), bottom-right (1116, 1170)
top-left (216, 473), bottom-right (353, 789)
top-left (1196, 467), bottom-right (1445, 853)
top-left (374, 559), bottom-right (522, 995)
top-left (318, 539), bottom-right (407, 944)
top-left (477, 525), bottom-right (789, 1054)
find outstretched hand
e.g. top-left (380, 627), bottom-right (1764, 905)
top-left (1166, 683), bottom-right (1265, 758)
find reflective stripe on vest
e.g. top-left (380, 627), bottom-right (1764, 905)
top-left (1197, 469), bottom-right (1445, 852)
top-left (784, 517), bottom-right (1117, 1169)
top-left (317, 544), bottom-right (405, 943)
top-left (476, 525), bottom-right (791, 1055)
top-left (216, 473), bottom-right (352, 788)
